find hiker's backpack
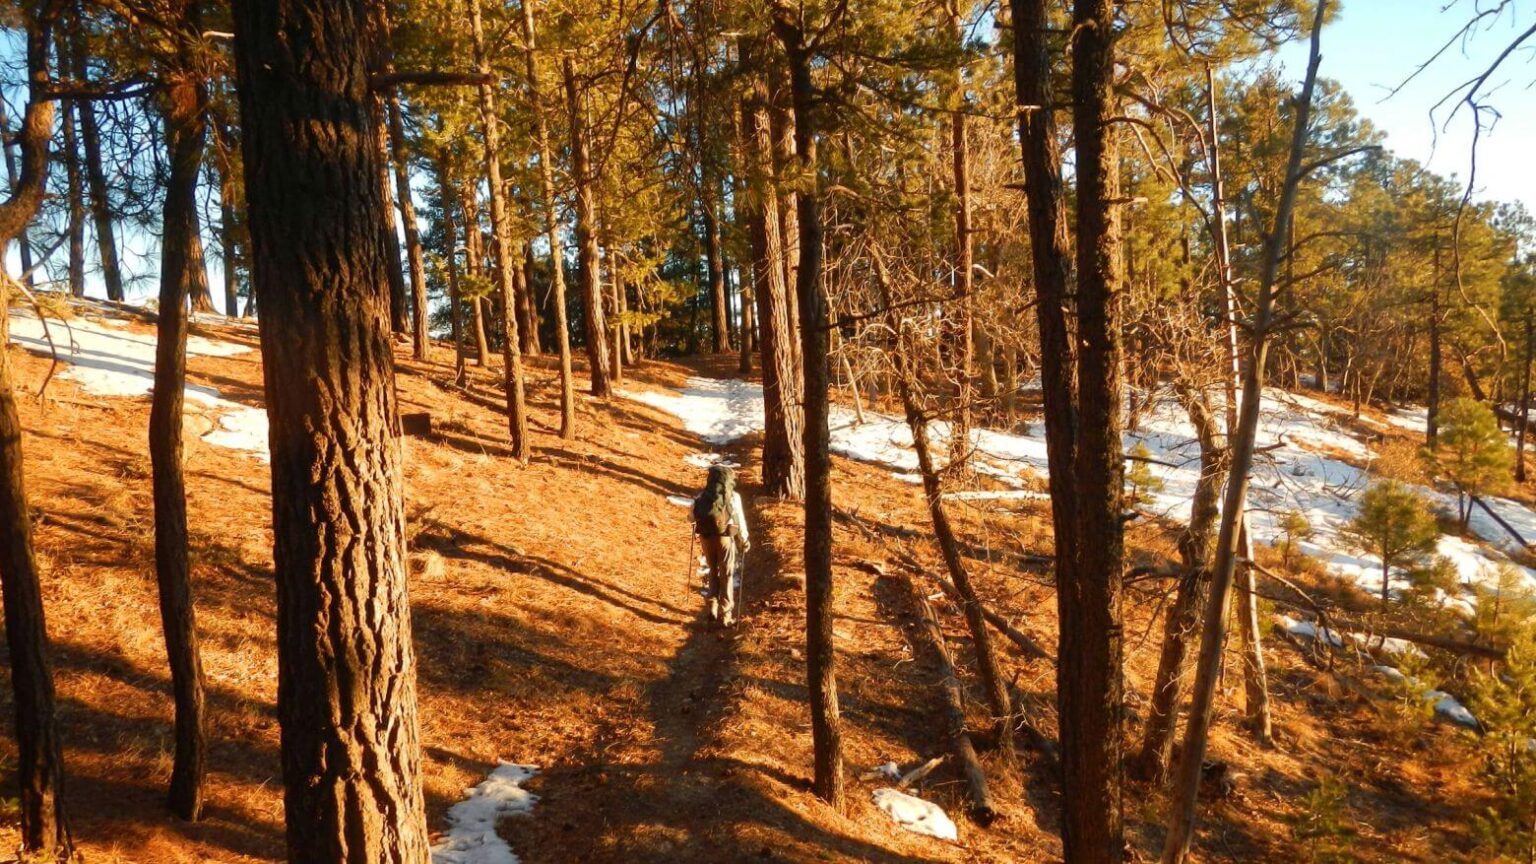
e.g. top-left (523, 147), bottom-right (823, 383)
top-left (693, 465), bottom-right (735, 538)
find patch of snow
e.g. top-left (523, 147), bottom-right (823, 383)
top-left (860, 761), bottom-right (903, 782)
top-left (8, 306), bottom-right (268, 459)
top-left (1424, 691), bottom-right (1480, 730)
top-left (200, 405), bottom-right (270, 463)
top-left (621, 379), bottom-right (764, 445)
top-left (1371, 664), bottom-right (1407, 683)
top-left (683, 452), bottom-right (738, 469)
top-left (871, 787), bottom-right (957, 842)
top-left (1275, 614), bottom-right (1344, 648)
top-left (942, 489), bottom-right (1051, 502)
top-left (431, 763), bottom-right (538, 864)
top-left (1346, 631), bottom-right (1426, 660)
top-left (1386, 407), bottom-right (1428, 433)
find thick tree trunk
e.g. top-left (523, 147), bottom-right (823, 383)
top-left (0, 11), bottom-right (70, 850)
top-left (1134, 390), bottom-right (1220, 785)
top-left (1064, 2), bottom-right (1127, 858)
top-left (564, 57), bottom-right (612, 399)
top-left (1012, 0), bottom-right (1094, 850)
top-left (740, 43), bottom-right (804, 499)
top-left (772, 15), bottom-right (844, 811)
top-left (520, 0), bottom-right (575, 437)
top-left (769, 71), bottom-right (800, 338)
top-left (230, 0), bottom-right (430, 858)
top-left (386, 92), bottom-right (430, 362)
top-left (469, 0), bottom-right (530, 458)
top-left (70, 19), bottom-right (124, 301)
top-left (150, 67), bottom-right (209, 822)
top-left (1162, 9), bottom-right (1326, 861)
top-left (0, 297), bottom-right (69, 857)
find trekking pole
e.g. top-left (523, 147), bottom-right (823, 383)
top-left (683, 531), bottom-right (697, 602)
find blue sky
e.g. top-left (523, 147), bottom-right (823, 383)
top-left (1274, 0), bottom-right (1535, 213)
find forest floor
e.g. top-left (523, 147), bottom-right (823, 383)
top-left (0, 299), bottom-right (1502, 863)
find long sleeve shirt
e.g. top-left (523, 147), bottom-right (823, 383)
top-left (730, 491), bottom-right (750, 545)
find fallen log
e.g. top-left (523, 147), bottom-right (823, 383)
top-left (889, 548), bottom-right (1055, 664)
top-left (903, 575), bottom-right (997, 826)
top-left (935, 577), bottom-right (1053, 664)
top-left (834, 504), bottom-right (1052, 571)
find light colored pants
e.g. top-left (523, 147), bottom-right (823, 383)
top-left (701, 534), bottom-right (740, 625)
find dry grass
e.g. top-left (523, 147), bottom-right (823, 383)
top-left (0, 325), bottom-right (1496, 862)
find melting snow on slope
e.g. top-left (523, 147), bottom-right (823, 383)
top-left (625, 377), bottom-right (1536, 603)
top-left (1279, 616), bottom-right (1479, 729)
top-left (431, 763), bottom-right (538, 864)
top-left (8, 305), bottom-right (270, 460)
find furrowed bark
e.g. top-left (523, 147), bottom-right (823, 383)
top-left (740, 39), bottom-right (803, 500)
top-left (1064, 1), bottom-right (1127, 858)
top-left (772, 11), bottom-right (843, 809)
top-left (230, 0), bottom-right (430, 857)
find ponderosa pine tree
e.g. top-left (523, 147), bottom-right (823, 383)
top-left (565, 55), bottom-right (612, 399)
top-left (229, 0), bottom-right (429, 857)
top-left (147, 14), bottom-right (209, 819)
top-left (468, 0), bottom-right (530, 458)
top-left (68, 12), bottom-right (125, 302)
top-left (520, 0), bottom-right (576, 437)
top-left (740, 36), bottom-right (804, 500)
top-left (0, 1), bottom-right (69, 855)
top-left (771, 4), bottom-right (844, 809)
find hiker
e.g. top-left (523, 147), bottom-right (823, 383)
top-left (692, 464), bottom-right (750, 626)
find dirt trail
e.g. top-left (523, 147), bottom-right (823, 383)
top-left (0, 312), bottom-right (1497, 863)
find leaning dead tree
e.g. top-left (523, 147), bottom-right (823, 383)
top-left (874, 243), bottom-right (1015, 756)
top-left (1162, 3), bottom-right (1329, 861)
